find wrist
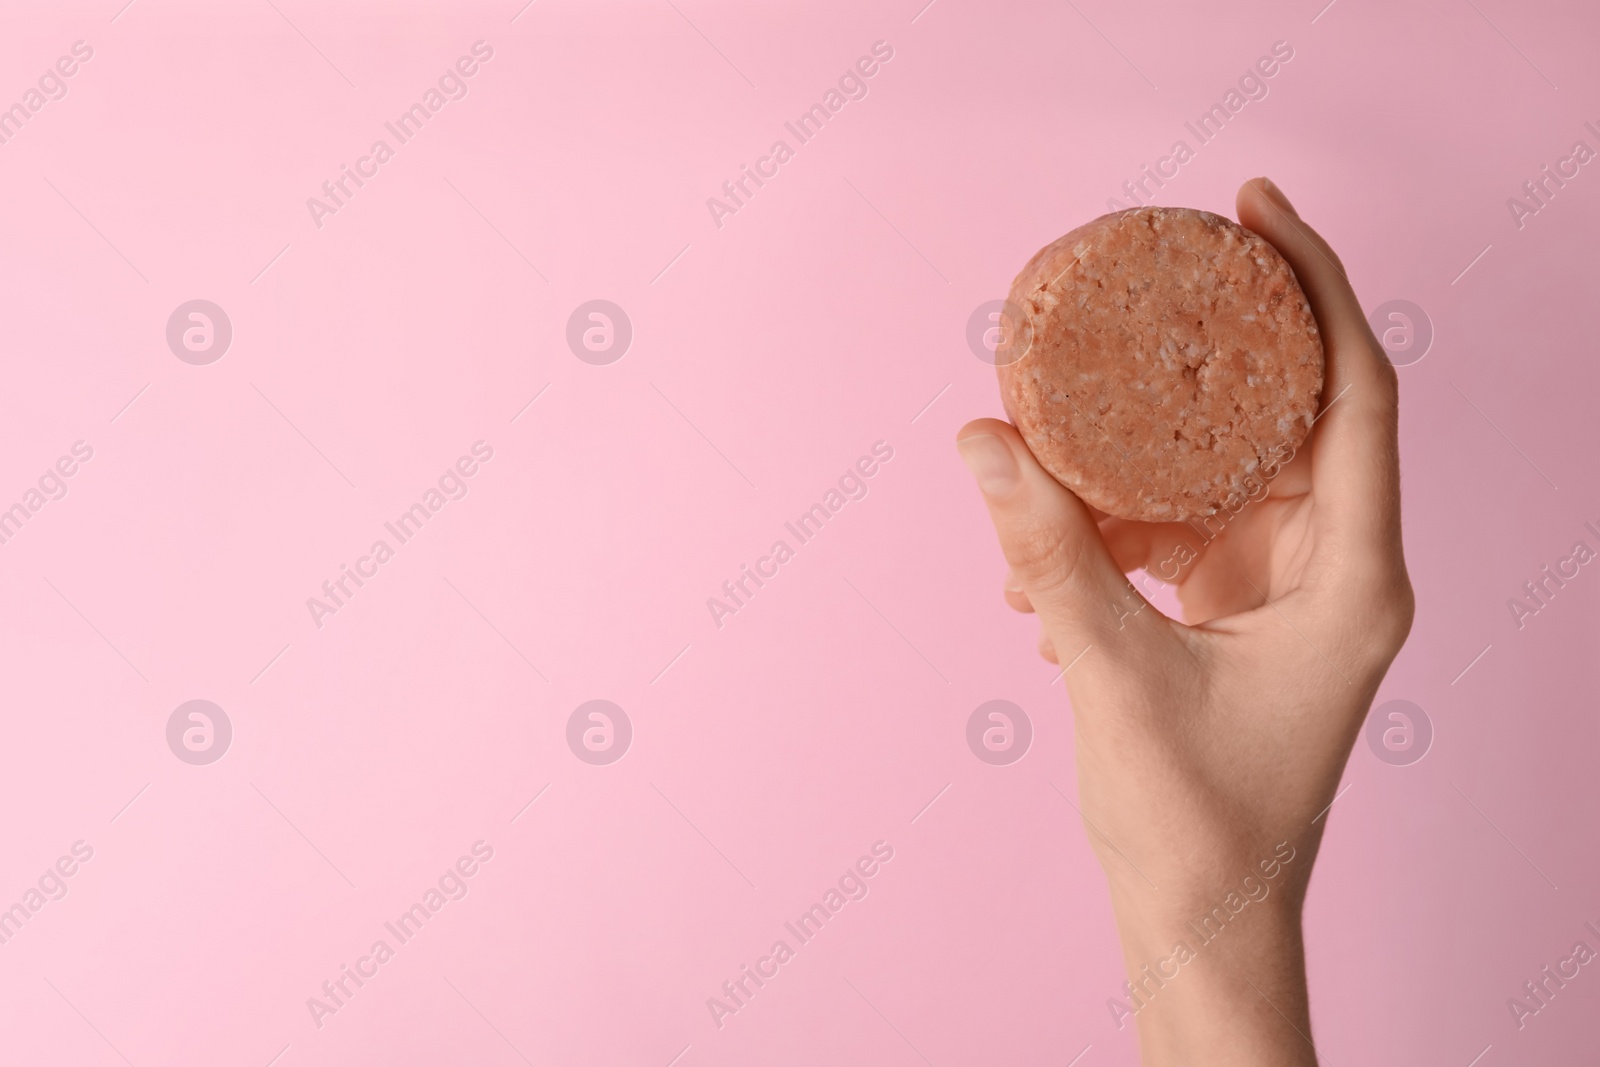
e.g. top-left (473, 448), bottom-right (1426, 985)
top-left (1103, 848), bottom-right (1317, 1065)
top-left (1105, 834), bottom-right (1310, 944)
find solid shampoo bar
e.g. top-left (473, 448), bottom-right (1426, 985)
top-left (996, 206), bottom-right (1324, 521)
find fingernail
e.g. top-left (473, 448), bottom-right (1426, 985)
top-left (957, 434), bottom-right (1020, 495)
top-left (1259, 177), bottom-right (1298, 216)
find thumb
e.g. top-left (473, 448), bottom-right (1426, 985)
top-left (956, 419), bottom-right (1156, 655)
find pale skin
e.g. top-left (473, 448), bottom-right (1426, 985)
top-left (957, 178), bottom-right (1414, 1064)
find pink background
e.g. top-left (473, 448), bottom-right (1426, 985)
top-left (1, 0), bottom-right (1597, 1063)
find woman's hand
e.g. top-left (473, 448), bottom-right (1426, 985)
top-left (956, 177), bottom-right (1413, 1065)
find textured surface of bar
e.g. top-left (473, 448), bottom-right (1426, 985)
top-left (997, 206), bottom-right (1324, 521)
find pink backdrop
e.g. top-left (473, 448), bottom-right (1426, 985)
top-left (1, 0), bottom-right (1596, 1063)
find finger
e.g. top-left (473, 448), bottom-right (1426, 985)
top-left (1038, 628), bottom-right (1058, 663)
top-left (1098, 517), bottom-right (1205, 576)
top-left (1235, 178), bottom-right (1404, 571)
top-left (1003, 569), bottom-right (1034, 612)
top-left (957, 418), bottom-right (1159, 653)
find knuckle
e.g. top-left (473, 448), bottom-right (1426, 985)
top-left (1006, 521), bottom-right (1091, 596)
top-left (1380, 578), bottom-right (1417, 649)
top-left (1314, 240), bottom-right (1349, 278)
top-left (1373, 354), bottom-right (1402, 409)
top-left (1339, 571), bottom-right (1415, 665)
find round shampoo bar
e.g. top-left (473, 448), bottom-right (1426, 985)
top-left (996, 206), bottom-right (1324, 522)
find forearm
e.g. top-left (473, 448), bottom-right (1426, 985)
top-left (1108, 887), bottom-right (1317, 1066)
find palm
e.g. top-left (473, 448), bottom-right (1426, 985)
top-left (1090, 444), bottom-right (1318, 630)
